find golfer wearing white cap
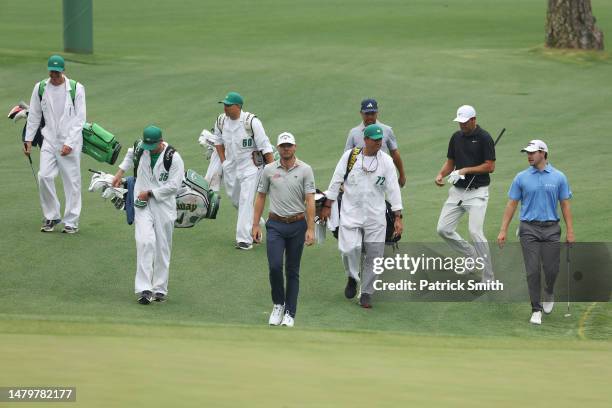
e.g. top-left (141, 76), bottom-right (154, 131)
top-left (253, 132), bottom-right (316, 327)
top-left (497, 140), bottom-right (574, 325)
top-left (434, 105), bottom-right (495, 281)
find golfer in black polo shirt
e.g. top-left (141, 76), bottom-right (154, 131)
top-left (434, 105), bottom-right (495, 281)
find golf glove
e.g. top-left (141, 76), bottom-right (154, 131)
top-left (447, 170), bottom-right (465, 185)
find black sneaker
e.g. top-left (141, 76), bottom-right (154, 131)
top-left (359, 293), bottom-right (372, 309)
top-left (235, 242), bottom-right (253, 250)
top-left (344, 277), bottom-right (357, 299)
top-left (62, 226), bottom-right (79, 234)
top-left (154, 292), bottom-right (167, 303)
top-left (137, 290), bottom-right (153, 305)
top-left (40, 219), bottom-right (60, 232)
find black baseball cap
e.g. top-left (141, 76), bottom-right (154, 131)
top-left (360, 98), bottom-right (378, 113)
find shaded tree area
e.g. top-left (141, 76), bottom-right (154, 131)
top-left (546, 0), bottom-right (604, 50)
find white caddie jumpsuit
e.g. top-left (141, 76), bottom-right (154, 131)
top-left (25, 77), bottom-right (86, 228)
top-left (118, 144), bottom-right (185, 295)
top-left (326, 149), bottom-right (403, 295)
top-left (213, 111), bottom-right (273, 244)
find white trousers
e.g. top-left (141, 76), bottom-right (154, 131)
top-left (436, 186), bottom-right (493, 280)
top-left (223, 164), bottom-right (260, 244)
top-left (38, 143), bottom-right (81, 227)
top-left (134, 204), bottom-right (174, 295)
top-left (204, 150), bottom-right (222, 192)
top-left (339, 223), bottom-right (385, 295)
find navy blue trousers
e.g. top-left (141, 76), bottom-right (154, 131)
top-left (266, 219), bottom-right (307, 317)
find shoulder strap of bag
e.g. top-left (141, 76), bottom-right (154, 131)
top-left (38, 79), bottom-right (77, 105)
top-left (163, 145), bottom-right (176, 172)
top-left (344, 147), bottom-right (362, 181)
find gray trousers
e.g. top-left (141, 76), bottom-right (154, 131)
top-left (519, 221), bottom-right (561, 312)
top-left (436, 186), bottom-right (493, 281)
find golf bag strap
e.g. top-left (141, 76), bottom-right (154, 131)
top-left (133, 141), bottom-right (176, 176)
top-left (133, 140), bottom-right (143, 177)
top-left (216, 112), bottom-right (256, 138)
top-left (38, 79), bottom-right (77, 105)
top-left (163, 145), bottom-right (176, 172)
top-left (344, 147), bottom-right (362, 181)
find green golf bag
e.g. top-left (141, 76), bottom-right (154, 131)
top-left (82, 122), bottom-right (122, 165)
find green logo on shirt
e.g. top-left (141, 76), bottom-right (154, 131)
top-left (159, 172), bottom-right (169, 182)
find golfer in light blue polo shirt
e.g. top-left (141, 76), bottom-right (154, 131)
top-left (497, 139), bottom-right (575, 326)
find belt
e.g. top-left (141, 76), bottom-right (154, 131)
top-left (523, 220), bottom-right (559, 226)
top-left (268, 212), bottom-right (305, 224)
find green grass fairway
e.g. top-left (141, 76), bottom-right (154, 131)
top-left (1, 0), bottom-right (611, 405)
top-left (2, 320), bottom-right (612, 408)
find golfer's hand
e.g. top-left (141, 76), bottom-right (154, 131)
top-left (112, 175), bottom-right (123, 188)
top-left (566, 230), bottom-right (575, 244)
top-left (497, 230), bottom-right (507, 248)
top-left (60, 145), bottom-right (72, 156)
top-left (435, 174), bottom-right (445, 187)
top-left (393, 217), bottom-right (403, 238)
top-left (23, 141), bottom-right (32, 156)
top-left (252, 224), bottom-right (262, 243)
top-left (398, 174), bottom-right (406, 188)
top-left (320, 206), bottom-right (331, 222)
top-left (305, 228), bottom-right (315, 246)
top-left (137, 191), bottom-right (150, 201)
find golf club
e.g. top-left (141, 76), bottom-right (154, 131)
top-left (564, 242), bottom-right (572, 317)
top-left (457, 127), bottom-right (506, 206)
top-left (24, 143), bottom-right (39, 191)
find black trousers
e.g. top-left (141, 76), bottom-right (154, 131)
top-left (519, 221), bottom-right (561, 312)
top-left (266, 219), bottom-right (307, 317)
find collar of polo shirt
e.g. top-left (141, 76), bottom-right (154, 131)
top-left (529, 163), bottom-right (552, 174)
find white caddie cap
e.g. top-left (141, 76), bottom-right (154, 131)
top-left (453, 105), bottom-right (476, 123)
top-left (521, 139), bottom-right (548, 153)
top-left (277, 132), bottom-right (296, 146)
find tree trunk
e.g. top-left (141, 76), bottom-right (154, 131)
top-left (546, 0), bottom-right (604, 50)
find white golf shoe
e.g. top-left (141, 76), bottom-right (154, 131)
top-left (530, 311), bottom-right (542, 325)
top-left (269, 304), bottom-right (284, 326)
top-left (281, 312), bottom-right (294, 327)
top-left (543, 293), bottom-right (555, 314)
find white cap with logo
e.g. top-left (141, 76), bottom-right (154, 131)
top-left (453, 105), bottom-right (476, 123)
top-left (521, 139), bottom-right (548, 153)
top-left (277, 132), bottom-right (296, 146)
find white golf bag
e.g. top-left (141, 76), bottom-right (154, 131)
top-left (88, 169), bottom-right (220, 228)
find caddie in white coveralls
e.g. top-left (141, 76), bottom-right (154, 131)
top-left (320, 124), bottom-right (403, 308)
top-left (23, 55), bottom-right (86, 233)
top-left (112, 126), bottom-right (185, 304)
top-left (213, 92), bottom-right (274, 250)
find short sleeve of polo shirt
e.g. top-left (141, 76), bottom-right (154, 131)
top-left (386, 127), bottom-right (399, 151)
top-left (446, 134), bottom-right (457, 160)
top-left (257, 165), bottom-right (272, 193)
top-left (558, 173), bottom-right (572, 200)
top-left (303, 165), bottom-right (316, 194)
top-left (508, 174), bottom-right (522, 201)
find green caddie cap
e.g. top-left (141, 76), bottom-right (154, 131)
top-left (364, 124), bottom-right (383, 140)
top-left (141, 125), bottom-right (163, 150)
top-left (47, 55), bottom-right (65, 72)
top-left (219, 92), bottom-right (244, 106)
